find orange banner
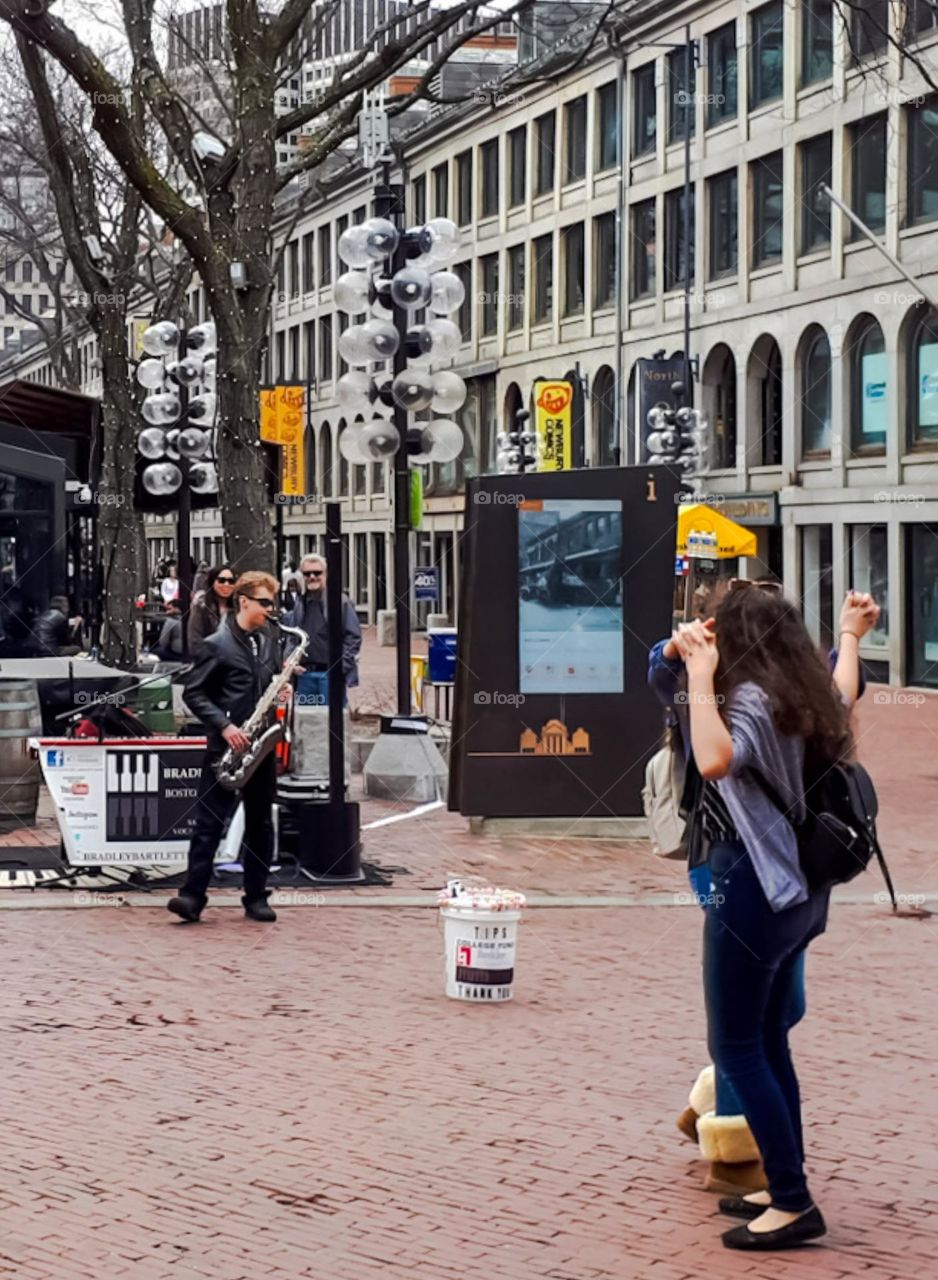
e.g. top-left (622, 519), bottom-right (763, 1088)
top-left (259, 384), bottom-right (307, 495)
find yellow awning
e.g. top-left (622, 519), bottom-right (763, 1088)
top-left (677, 504), bottom-right (759, 559)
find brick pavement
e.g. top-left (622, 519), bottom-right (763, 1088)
top-left (0, 901), bottom-right (934, 1280)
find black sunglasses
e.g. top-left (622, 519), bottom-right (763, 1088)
top-left (250, 596), bottom-right (276, 609)
top-left (303, 569), bottom-right (324, 578)
top-left (215, 576), bottom-right (235, 584)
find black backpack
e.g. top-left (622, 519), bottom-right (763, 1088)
top-left (753, 758), bottom-right (896, 908)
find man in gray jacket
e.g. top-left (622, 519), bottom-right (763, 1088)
top-left (283, 554), bottom-right (361, 688)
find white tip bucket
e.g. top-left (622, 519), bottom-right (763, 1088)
top-left (439, 884), bottom-right (525, 1002)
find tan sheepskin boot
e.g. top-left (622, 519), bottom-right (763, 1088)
top-left (696, 1111), bottom-right (768, 1194)
top-left (676, 1066), bottom-right (715, 1143)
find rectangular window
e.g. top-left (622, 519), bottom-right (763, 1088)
top-left (908, 97), bottom-right (938, 226)
top-left (593, 212), bottom-right (616, 309)
top-left (337, 313), bottom-right (349, 376)
top-left (631, 199), bottom-right (656, 299)
top-left (850, 115), bottom-right (887, 236)
top-left (318, 314), bottom-right (333, 381)
top-left (852, 0), bottom-right (888, 62)
top-left (336, 215), bottom-right (348, 264)
top-left (707, 22), bottom-right (738, 127)
top-left (800, 134), bottom-right (832, 252)
top-left (288, 240), bottom-right (299, 297)
top-left (800, 525), bottom-right (834, 650)
top-left (535, 112), bottom-right (556, 195)
top-left (848, 527), bottom-right (888, 646)
top-left (353, 205), bottom-right (366, 224)
top-left (289, 325), bottom-right (300, 379)
top-left (480, 254), bottom-right (498, 336)
top-left (564, 96), bottom-right (587, 182)
top-left (802, 0), bottom-right (833, 85)
top-left (533, 234), bottom-right (553, 323)
top-left (480, 140), bottom-right (499, 218)
top-left (454, 262), bottom-right (472, 340)
top-left (276, 255), bottom-right (285, 298)
top-left (668, 46), bottom-right (696, 143)
top-left (302, 232), bottom-right (315, 292)
top-left (318, 224), bottom-right (332, 287)
top-left (433, 163), bottom-right (449, 217)
top-left (906, 525), bottom-right (938, 686)
top-left (562, 223), bottom-right (585, 316)
top-left (749, 1), bottom-right (784, 110)
top-left (412, 174), bottom-right (426, 225)
top-left (456, 150), bottom-right (473, 225)
top-left (908, 0), bottom-right (938, 36)
top-left (752, 151), bottom-right (784, 267)
top-left (22, 260), bottom-right (32, 283)
top-left (4, 260), bottom-right (14, 283)
top-left (708, 170), bottom-right (738, 278)
top-left (664, 187), bottom-right (695, 289)
top-left (304, 319), bottom-right (315, 381)
top-left (507, 244), bottom-right (525, 330)
top-left (597, 82), bottom-right (619, 171)
top-left (633, 64), bottom-right (656, 157)
top-left (508, 126), bottom-right (526, 206)
top-left (275, 330), bottom-right (286, 381)
top-left (20, 294), bottom-right (31, 314)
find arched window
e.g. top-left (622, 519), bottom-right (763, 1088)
top-left (592, 366), bottom-right (618, 466)
top-left (849, 316), bottom-right (887, 455)
top-left (908, 308), bottom-right (938, 448)
top-left (703, 344), bottom-right (737, 469)
top-left (305, 422), bottom-right (317, 500)
top-left (748, 335), bottom-right (783, 466)
top-left (337, 419), bottom-right (350, 496)
top-left (319, 421), bottom-right (333, 499)
top-left (800, 327), bottom-right (831, 456)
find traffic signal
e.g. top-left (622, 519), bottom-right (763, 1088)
top-left (645, 405), bottom-right (708, 476)
top-left (496, 408), bottom-right (538, 474)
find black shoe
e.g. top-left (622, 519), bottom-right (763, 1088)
top-left (243, 896), bottom-right (277, 923)
top-left (722, 1205), bottom-right (826, 1250)
top-left (167, 894), bottom-right (203, 923)
top-left (719, 1196), bottom-right (770, 1220)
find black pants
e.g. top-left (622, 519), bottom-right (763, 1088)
top-left (182, 751), bottom-right (275, 904)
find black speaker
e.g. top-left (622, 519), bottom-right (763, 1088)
top-left (295, 800), bottom-right (362, 882)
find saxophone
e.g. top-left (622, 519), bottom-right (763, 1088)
top-left (213, 621), bottom-right (309, 791)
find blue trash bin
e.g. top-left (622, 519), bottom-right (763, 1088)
top-left (427, 628), bottom-right (458, 684)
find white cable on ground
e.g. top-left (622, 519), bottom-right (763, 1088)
top-left (362, 799), bottom-right (444, 830)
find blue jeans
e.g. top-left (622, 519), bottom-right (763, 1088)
top-left (703, 841), bottom-right (829, 1211)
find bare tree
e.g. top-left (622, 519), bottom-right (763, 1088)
top-left (0, 0), bottom-right (619, 573)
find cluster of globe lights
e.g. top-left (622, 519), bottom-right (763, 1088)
top-left (333, 215), bottom-right (467, 466)
top-left (645, 404), bottom-right (706, 475)
top-left (135, 320), bottom-right (220, 497)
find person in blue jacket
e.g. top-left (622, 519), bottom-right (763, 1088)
top-left (647, 583), bottom-right (879, 1200)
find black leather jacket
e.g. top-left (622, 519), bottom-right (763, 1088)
top-left (183, 615), bottom-right (281, 750)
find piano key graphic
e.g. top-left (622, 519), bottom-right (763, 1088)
top-left (105, 750), bottom-right (162, 842)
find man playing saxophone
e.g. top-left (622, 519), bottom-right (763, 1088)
top-left (168, 571), bottom-right (284, 925)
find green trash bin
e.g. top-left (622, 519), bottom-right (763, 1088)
top-left (134, 677), bottom-right (176, 734)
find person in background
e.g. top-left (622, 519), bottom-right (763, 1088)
top-left (193, 560), bottom-right (210, 595)
top-left (36, 596), bottom-right (83, 657)
top-left (283, 553), bottom-right (361, 690)
top-left (282, 574), bottom-right (302, 614)
top-left (281, 560), bottom-right (299, 593)
top-left (155, 600), bottom-right (184, 661)
top-left (188, 565), bottom-right (236, 655)
top-left (160, 563), bottom-right (179, 605)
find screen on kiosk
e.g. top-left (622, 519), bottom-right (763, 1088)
top-left (517, 498), bottom-right (624, 695)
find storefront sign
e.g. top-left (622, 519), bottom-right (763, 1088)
top-left (33, 738), bottom-right (207, 865)
top-left (533, 379), bottom-right (573, 471)
top-left (414, 566), bottom-right (439, 602)
top-left (717, 494), bottom-right (779, 526)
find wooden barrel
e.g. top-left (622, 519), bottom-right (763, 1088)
top-left (0, 680), bottom-right (43, 824)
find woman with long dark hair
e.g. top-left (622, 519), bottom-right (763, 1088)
top-left (673, 584), bottom-right (854, 1250)
top-left (188, 565), bottom-right (236, 655)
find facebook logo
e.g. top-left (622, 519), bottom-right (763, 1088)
top-left (46, 750), bottom-right (65, 767)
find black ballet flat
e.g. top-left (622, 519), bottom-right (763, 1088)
top-left (719, 1196), bottom-right (768, 1220)
top-left (722, 1205), bottom-right (826, 1250)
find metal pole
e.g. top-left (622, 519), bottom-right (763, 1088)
top-left (375, 169), bottom-right (412, 715)
top-left (682, 26), bottom-right (694, 407)
top-left (820, 183), bottom-right (938, 310)
top-left (176, 327), bottom-right (193, 658)
top-left (325, 501), bottom-right (345, 803)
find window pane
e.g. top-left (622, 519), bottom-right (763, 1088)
top-left (802, 331), bottom-right (831, 453)
top-left (800, 134), bottom-right (832, 252)
top-left (597, 82), bottom-right (619, 170)
top-left (752, 151), bottom-right (784, 267)
top-left (481, 141), bottom-right (499, 217)
top-left (535, 113), bottom-right (556, 194)
top-left (481, 255), bottom-right (498, 335)
top-left (849, 115), bottom-right (887, 236)
top-left (633, 64), bottom-right (656, 156)
top-left (413, 174), bottom-right (426, 225)
top-left (509, 126), bottom-right (526, 205)
top-left (909, 98), bottom-right (938, 225)
top-left (750, 1), bottom-right (784, 109)
top-left (800, 524), bottom-right (834, 648)
top-left (668, 46), bottom-right (696, 142)
top-left (593, 212), bottom-right (616, 308)
top-left (454, 263), bottom-right (471, 340)
top-left (631, 200), bottom-right (656, 298)
top-left (533, 234), bottom-right (553, 322)
top-left (707, 22), bottom-right (738, 126)
top-left (802, 0), bottom-right (833, 84)
top-left (507, 245), bottom-right (525, 330)
top-left (562, 223), bottom-right (584, 315)
top-left (318, 225), bottom-right (331, 286)
top-left (913, 312), bottom-right (938, 444)
top-left (564, 97), bottom-right (587, 181)
top-left (849, 526), bottom-right (888, 644)
top-left (708, 170), bottom-right (738, 278)
top-left (907, 525), bottom-right (938, 685)
top-left (665, 187), bottom-right (695, 289)
top-left (760, 342), bottom-right (783, 465)
top-left (852, 0), bottom-right (888, 61)
top-left (433, 163), bottom-right (448, 217)
top-left (456, 151), bottom-right (473, 225)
